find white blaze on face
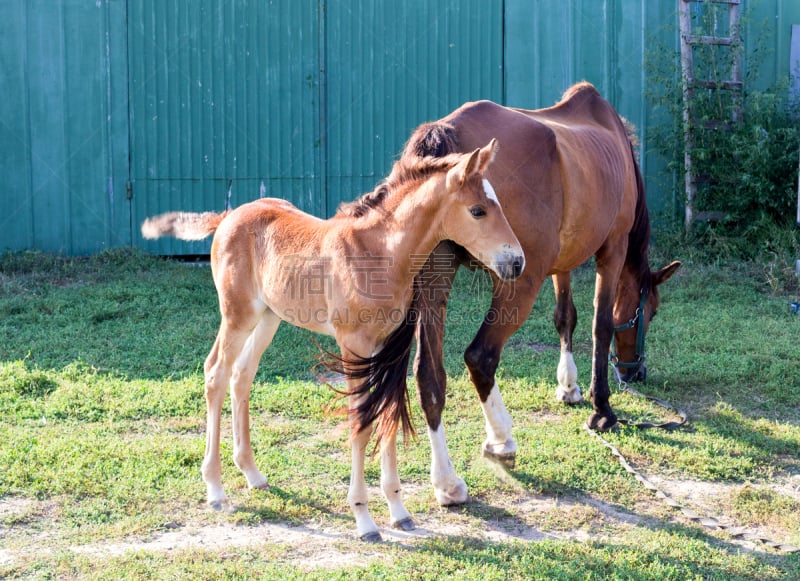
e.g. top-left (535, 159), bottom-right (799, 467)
top-left (482, 179), bottom-right (500, 205)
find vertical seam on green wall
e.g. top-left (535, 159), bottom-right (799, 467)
top-left (123, 0), bottom-right (133, 246)
top-left (22, 0), bottom-right (34, 248)
top-left (501, 0), bottom-right (507, 105)
top-left (318, 0), bottom-right (329, 216)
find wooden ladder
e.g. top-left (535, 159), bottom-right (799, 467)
top-left (679, 0), bottom-right (743, 229)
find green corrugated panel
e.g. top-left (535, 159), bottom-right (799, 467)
top-left (129, 0), bottom-right (322, 255)
top-left (505, 0), bottom-right (679, 222)
top-left (4, 1), bottom-right (799, 255)
top-left (0, 0), bottom-right (129, 255)
top-left (0, 0), bottom-right (33, 252)
top-left (325, 0), bottom-right (503, 214)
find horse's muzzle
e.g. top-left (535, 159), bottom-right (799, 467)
top-left (620, 363), bottom-right (647, 383)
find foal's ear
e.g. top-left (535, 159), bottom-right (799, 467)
top-left (446, 148), bottom-right (481, 191)
top-left (653, 260), bottom-right (682, 286)
top-left (477, 138), bottom-right (498, 173)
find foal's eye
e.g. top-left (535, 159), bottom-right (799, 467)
top-left (470, 206), bottom-right (487, 218)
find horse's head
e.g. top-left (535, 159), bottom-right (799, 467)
top-left (442, 139), bottom-right (525, 281)
top-left (612, 261), bottom-right (681, 382)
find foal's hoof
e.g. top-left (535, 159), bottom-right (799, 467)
top-left (585, 412), bottom-right (618, 432)
top-left (482, 447), bottom-right (517, 469)
top-left (360, 530), bottom-right (383, 543)
top-left (391, 517), bottom-right (415, 532)
top-left (434, 479), bottom-right (470, 506)
top-left (208, 499), bottom-right (233, 512)
top-left (555, 385), bottom-right (583, 405)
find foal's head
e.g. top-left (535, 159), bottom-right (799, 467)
top-left (429, 139), bottom-right (525, 281)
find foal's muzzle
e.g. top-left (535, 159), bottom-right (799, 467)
top-left (494, 251), bottom-right (525, 280)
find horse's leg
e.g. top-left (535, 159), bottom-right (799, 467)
top-left (201, 319), bottom-right (254, 509)
top-left (380, 430), bottom-right (414, 531)
top-left (586, 244), bottom-right (626, 431)
top-left (229, 312), bottom-right (281, 490)
top-left (552, 272), bottom-right (582, 404)
top-left (413, 245), bottom-right (469, 505)
top-left (464, 275), bottom-right (540, 467)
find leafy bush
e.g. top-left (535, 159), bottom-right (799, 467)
top-left (645, 10), bottom-right (800, 261)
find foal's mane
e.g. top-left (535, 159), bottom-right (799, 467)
top-left (336, 152), bottom-right (465, 218)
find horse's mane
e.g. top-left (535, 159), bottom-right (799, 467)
top-left (336, 151), bottom-right (466, 218)
top-left (624, 135), bottom-right (653, 289)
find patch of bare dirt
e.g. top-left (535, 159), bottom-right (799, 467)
top-left (3, 469), bottom-right (798, 570)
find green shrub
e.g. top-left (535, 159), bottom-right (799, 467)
top-left (645, 10), bottom-right (800, 261)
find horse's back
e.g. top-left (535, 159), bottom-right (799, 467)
top-left (441, 84), bottom-right (638, 273)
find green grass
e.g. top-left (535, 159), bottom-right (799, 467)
top-left (1, 248), bottom-right (800, 579)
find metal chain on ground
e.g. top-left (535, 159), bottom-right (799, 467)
top-left (611, 366), bottom-right (689, 430)
top-left (586, 373), bottom-right (799, 553)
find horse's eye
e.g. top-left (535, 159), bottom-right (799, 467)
top-left (649, 310), bottom-right (657, 322)
top-left (470, 206), bottom-right (487, 218)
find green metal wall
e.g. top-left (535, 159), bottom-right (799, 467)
top-left (324, 0), bottom-right (503, 213)
top-left (128, 0), bottom-right (322, 255)
top-left (0, 0), bottom-right (129, 255)
top-left (2, 1), bottom-right (799, 255)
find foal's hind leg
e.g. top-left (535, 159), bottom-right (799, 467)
top-left (201, 312), bottom-right (276, 508)
top-left (552, 272), bottom-right (583, 404)
top-left (201, 321), bottom-right (247, 509)
top-left (229, 312), bottom-right (281, 490)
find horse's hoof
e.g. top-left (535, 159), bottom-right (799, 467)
top-left (251, 482), bottom-right (270, 491)
top-left (586, 412), bottom-right (618, 432)
top-left (360, 530), bottom-right (383, 543)
top-left (391, 517), bottom-right (415, 532)
top-left (482, 447), bottom-right (517, 469)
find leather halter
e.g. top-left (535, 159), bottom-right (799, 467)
top-left (610, 288), bottom-right (648, 375)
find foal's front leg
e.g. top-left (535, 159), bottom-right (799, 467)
top-left (380, 429), bottom-right (414, 531)
top-left (346, 400), bottom-right (382, 542)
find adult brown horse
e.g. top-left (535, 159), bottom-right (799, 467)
top-left (402, 82), bottom-right (681, 505)
top-left (141, 140), bottom-right (524, 541)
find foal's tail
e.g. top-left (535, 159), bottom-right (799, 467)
top-left (324, 292), bottom-right (420, 449)
top-left (141, 211), bottom-right (228, 241)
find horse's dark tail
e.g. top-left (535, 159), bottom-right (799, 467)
top-left (320, 291), bottom-right (419, 450)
